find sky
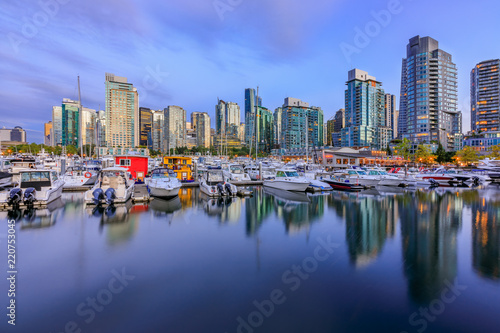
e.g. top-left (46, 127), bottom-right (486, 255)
top-left (1, 0), bottom-right (499, 143)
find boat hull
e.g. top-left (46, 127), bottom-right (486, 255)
top-left (263, 179), bottom-right (310, 192)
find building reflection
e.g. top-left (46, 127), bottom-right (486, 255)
top-left (400, 190), bottom-right (461, 303)
top-left (245, 187), bottom-right (274, 236)
top-left (471, 190), bottom-right (500, 281)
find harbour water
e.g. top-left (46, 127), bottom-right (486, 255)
top-left (1, 186), bottom-right (500, 333)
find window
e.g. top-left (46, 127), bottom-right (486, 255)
top-left (119, 159), bottom-right (131, 166)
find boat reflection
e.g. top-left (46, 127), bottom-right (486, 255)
top-left (1, 198), bottom-right (65, 229)
top-left (150, 197), bottom-right (182, 216)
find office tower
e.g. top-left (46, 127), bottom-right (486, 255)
top-left (96, 110), bottom-right (106, 147)
top-left (151, 110), bottom-right (164, 152)
top-left (281, 98), bottom-right (324, 150)
top-left (61, 98), bottom-right (96, 147)
top-left (255, 106), bottom-right (274, 153)
top-left (471, 59), bottom-right (500, 133)
top-left (44, 121), bottom-right (52, 146)
top-left (52, 106), bottom-right (62, 146)
top-left (81, 106), bottom-right (97, 147)
top-left (215, 100), bottom-right (226, 136)
top-left (139, 107), bottom-right (152, 147)
top-left (244, 88), bottom-right (262, 145)
top-left (191, 112), bottom-right (211, 148)
top-left (226, 102), bottom-right (240, 137)
top-left (398, 36), bottom-right (458, 150)
top-left (385, 94), bottom-right (398, 139)
top-left (341, 69), bottom-right (389, 149)
top-left (105, 73), bottom-right (139, 148)
top-left (239, 123), bottom-right (245, 142)
top-left (273, 107), bottom-right (282, 148)
top-left (0, 127), bottom-right (26, 143)
top-left (164, 105), bottom-right (187, 153)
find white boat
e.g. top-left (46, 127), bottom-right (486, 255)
top-left (62, 166), bottom-right (98, 188)
top-left (263, 168), bottom-right (310, 192)
top-left (336, 167), bottom-right (380, 187)
top-left (0, 171), bottom-right (12, 188)
top-left (416, 168), bottom-right (462, 186)
top-left (199, 169), bottom-right (238, 197)
top-left (0, 169), bottom-right (64, 209)
top-left (84, 167), bottom-right (135, 205)
top-left (146, 168), bottom-right (182, 198)
top-left (223, 163), bottom-right (251, 182)
top-left (306, 178), bottom-right (333, 191)
top-left (364, 168), bottom-right (405, 187)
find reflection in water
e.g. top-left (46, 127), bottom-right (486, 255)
top-left (0, 198), bottom-right (65, 229)
top-left (471, 189), bottom-right (500, 281)
top-left (245, 187), bottom-right (274, 236)
top-left (400, 190), bottom-right (461, 304)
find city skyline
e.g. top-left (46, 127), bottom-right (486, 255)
top-left (1, 0), bottom-right (500, 143)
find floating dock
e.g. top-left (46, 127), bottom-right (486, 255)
top-left (132, 184), bottom-right (151, 203)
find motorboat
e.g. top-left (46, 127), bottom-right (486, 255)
top-left (223, 163), bottom-right (251, 182)
top-left (199, 169), bottom-right (238, 197)
top-left (62, 166), bottom-right (98, 189)
top-left (263, 169), bottom-right (310, 192)
top-left (364, 168), bottom-right (405, 187)
top-left (0, 169), bottom-right (65, 209)
top-left (416, 168), bottom-right (463, 186)
top-left (84, 167), bottom-right (135, 205)
top-left (320, 175), bottom-right (366, 191)
top-left (244, 165), bottom-right (275, 180)
top-left (335, 167), bottom-right (380, 187)
top-left (306, 178), bottom-right (333, 192)
top-left (146, 168), bottom-right (182, 199)
top-left (0, 171), bottom-right (13, 188)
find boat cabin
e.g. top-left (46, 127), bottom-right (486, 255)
top-left (19, 170), bottom-right (59, 190)
top-left (163, 156), bottom-right (193, 182)
top-left (115, 155), bottom-right (149, 183)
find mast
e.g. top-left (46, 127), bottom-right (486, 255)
top-left (78, 76), bottom-right (83, 158)
top-left (305, 114), bottom-right (308, 164)
top-left (255, 86), bottom-right (259, 161)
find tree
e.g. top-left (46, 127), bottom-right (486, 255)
top-left (395, 138), bottom-right (411, 160)
top-left (386, 144), bottom-right (392, 156)
top-left (435, 143), bottom-right (447, 164)
top-left (415, 144), bottom-right (436, 165)
top-left (488, 144), bottom-right (500, 159)
top-left (453, 146), bottom-right (479, 166)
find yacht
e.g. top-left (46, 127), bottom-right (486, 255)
top-left (364, 167), bottom-right (405, 187)
top-left (335, 167), bottom-right (380, 187)
top-left (199, 169), bottom-right (238, 197)
top-left (320, 175), bottom-right (366, 191)
top-left (416, 168), bottom-right (462, 186)
top-left (146, 168), bottom-right (182, 198)
top-left (223, 163), bottom-right (251, 182)
top-left (0, 169), bottom-right (64, 209)
top-left (62, 166), bottom-right (98, 189)
top-left (85, 167), bottom-right (135, 205)
top-left (263, 168), bottom-right (310, 192)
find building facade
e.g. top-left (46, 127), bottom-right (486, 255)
top-left (52, 106), bottom-right (62, 146)
top-left (273, 107), bottom-right (282, 148)
top-left (244, 88), bottom-right (262, 145)
top-left (105, 73), bottom-right (139, 148)
top-left (139, 107), bottom-right (152, 147)
top-left (44, 121), bottom-right (52, 146)
top-left (471, 59), bottom-right (500, 133)
top-left (164, 105), bottom-right (187, 152)
top-left (151, 110), bottom-right (164, 152)
top-left (281, 98), bottom-right (324, 150)
top-left (385, 94), bottom-right (398, 139)
top-left (398, 36), bottom-right (459, 150)
top-left (0, 127), bottom-right (26, 143)
top-left (191, 112), bottom-right (211, 148)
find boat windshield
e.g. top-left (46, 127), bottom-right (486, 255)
top-left (368, 171), bottom-right (380, 175)
top-left (21, 171), bottom-right (50, 182)
top-left (207, 172), bottom-right (223, 182)
top-left (102, 171), bottom-right (125, 178)
top-left (230, 165), bottom-right (243, 174)
top-left (285, 171), bottom-right (299, 177)
top-left (152, 169), bottom-right (175, 178)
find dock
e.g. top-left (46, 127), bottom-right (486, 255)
top-left (132, 184), bottom-right (151, 203)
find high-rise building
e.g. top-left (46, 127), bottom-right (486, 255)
top-left (151, 110), bottom-right (164, 152)
top-left (255, 106), bottom-right (274, 153)
top-left (385, 94), bottom-right (398, 139)
top-left (238, 123), bottom-right (245, 143)
top-left (398, 36), bottom-right (459, 150)
top-left (81, 106), bottom-right (97, 147)
top-left (471, 59), bottom-right (500, 133)
top-left (105, 73), bottom-right (139, 148)
top-left (341, 69), bottom-right (389, 149)
top-left (216, 100), bottom-right (241, 137)
top-left (273, 107), bottom-right (282, 148)
top-left (139, 107), bottom-right (152, 147)
top-left (52, 106), bottom-right (62, 146)
top-left (164, 105), bottom-right (186, 152)
top-left (332, 109), bottom-right (345, 147)
top-left (96, 110), bottom-right (106, 147)
top-left (44, 121), bottom-right (52, 146)
top-left (281, 98), bottom-right (324, 150)
top-left (215, 100), bottom-right (226, 136)
top-left (244, 88), bottom-right (262, 145)
top-left (191, 112), bottom-right (211, 148)
top-left (60, 98), bottom-right (96, 147)
top-left (0, 127), bottom-right (26, 143)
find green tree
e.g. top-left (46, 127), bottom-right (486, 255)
top-left (386, 144), bottom-right (392, 156)
top-left (435, 143), bottom-right (447, 164)
top-left (395, 138), bottom-right (411, 160)
top-left (453, 146), bottom-right (479, 166)
top-left (488, 144), bottom-right (500, 159)
top-left (415, 144), bottom-right (436, 165)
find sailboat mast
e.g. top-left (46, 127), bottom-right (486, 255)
top-left (78, 76), bottom-right (83, 158)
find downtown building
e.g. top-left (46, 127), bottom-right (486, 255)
top-left (139, 107), bottom-right (152, 147)
top-left (398, 36), bottom-right (460, 150)
top-left (327, 108), bottom-right (345, 147)
top-left (280, 97), bottom-right (324, 150)
top-left (273, 107), bottom-right (282, 148)
top-left (44, 121), bottom-right (52, 146)
top-left (163, 105), bottom-right (187, 153)
top-left (341, 69), bottom-right (391, 150)
top-left (53, 98), bottom-right (96, 148)
top-left (385, 94), bottom-right (398, 139)
top-left (191, 112), bottom-right (211, 148)
top-left (471, 59), bottom-right (500, 133)
top-left (244, 88), bottom-right (262, 145)
top-left (105, 73), bottom-right (139, 148)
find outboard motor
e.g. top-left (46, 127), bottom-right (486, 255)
top-left (23, 188), bottom-right (37, 206)
top-left (225, 183), bottom-right (233, 196)
top-left (8, 188), bottom-right (23, 207)
top-left (92, 188), bottom-right (105, 205)
top-left (429, 179), bottom-right (439, 188)
top-left (104, 188), bottom-right (116, 205)
top-left (216, 183), bottom-right (226, 196)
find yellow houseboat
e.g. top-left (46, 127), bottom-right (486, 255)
top-left (163, 156), bottom-right (194, 182)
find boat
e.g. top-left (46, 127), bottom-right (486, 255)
top-left (62, 166), bottom-right (98, 189)
top-left (146, 168), bottom-right (182, 199)
top-left (263, 168), bottom-right (310, 192)
top-left (306, 178), bottom-right (333, 192)
top-left (364, 167), bottom-right (405, 187)
top-left (84, 167), bottom-right (135, 205)
top-left (223, 163), bottom-right (251, 182)
top-left (320, 175), bottom-right (366, 191)
top-left (199, 169), bottom-right (238, 197)
top-left (416, 168), bottom-right (462, 186)
top-left (0, 169), bottom-right (65, 209)
top-left (335, 166), bottom-right (380, 187)
top-left (0, 171), bottom-right (13, 188)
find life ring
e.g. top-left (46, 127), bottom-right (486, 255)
top-left (84, 172), bottom-right (92, 178)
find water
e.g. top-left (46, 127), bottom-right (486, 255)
top-left (1, 186), bottom-right (500, 333)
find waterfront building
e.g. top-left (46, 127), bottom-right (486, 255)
top-left (164, 105), bottom-right (187, 153)
top-left (463, 131), bottom-right (500, 152)
top-left (256, 106), bottom-right (274, 153)
top-left (0, 126), bottom-right (26, 143)
top-left (60, 98), bottom-right (96, 147)
top-left (191, 112), bottom-right (211, 148)
top-left (471, 59), bottom-right (500, 133)
top-left (105, 73), bottom-right (139, 148)
top-left (398, 36), bottom-right (459, 150)
top-left (186, 122), bottom-right (197, 148)
top-left (238, 123), bottom-right (245, 143)
top-left (151, 110), bottom-right (164, 152)
top-left (385, 94), bottom-right (398, 139)
top-left (328, 108), bottom-right (345, 147)
top-left (96, 110), bottom-right (106, 147)
top-left (244, 88), bottom-right (262, 145)
top-left (44, 121), bottom-right (52, 146)
top-left (341, 69), bottom-right (390, 149)
top-left (274, 107), bottom-right (282, 148)
top-left (139, 107), bottom-right (152, 147)
top-left (216, 100), bottom-right (240, 138)
top-left (81, 106), bottom-right (97, 147)
top-left (52, 106), bottom-right (62, 146)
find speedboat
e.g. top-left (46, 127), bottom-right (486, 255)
top-left (306, 178), bottom-right (333, 192)
top-left (223, 163), bottom-right (251, 182)
top-left (62, 166), bottom-right (98, 189)
top-left (199, 169), bottom-right (238, 197)
top-left (263, 168), bottom-right (310, 192)
top-left (84, 167), bottom-right (135, 205)
top-left (416, 168), bottom-right (462, 186)
top-left (0, 171), bottom-right (13, 188)
top-left (146, 168), bottom-right (182, 199)
top-left (364, 168), bottom-right (405, 187)
top-left (336, 167), bottom-right (380, 187)
top-left (0, 169), bottom-right (65, 209)
top-left (320, 175), bottom-right (366, 191)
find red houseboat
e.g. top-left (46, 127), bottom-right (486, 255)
top-left (115, 155), bottom-right (149, 183)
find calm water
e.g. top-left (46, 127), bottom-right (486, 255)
top-left (1, 186), bottom-right (500, 333)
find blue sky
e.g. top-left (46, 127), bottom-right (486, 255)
top-left (1, 0), bottom-right (499, 143)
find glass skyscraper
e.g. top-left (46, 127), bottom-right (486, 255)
top-left (244, 88), bottom-right (262, 145)
top-left (471, 59), bottom-right (500, 133)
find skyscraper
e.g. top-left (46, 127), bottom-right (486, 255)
top-left (327, 108), bottom-right (345, 147)
top-left (215, 100), bottom-right (226, 136)
top-left (273, 107), bottom-right (282, 148)
top-left (61, 98), bottom-right (80, 147)
top-left (385, 94), bottom-right (398, 139)
top-left (255, 106), bottom-right (274, 153)
top-left (281, 97), bottom-right (324, 150)
top-left (105, 73), bottom-right (139, 148)
top-left (139, 107), bottom-right (152, 147)
top-left (341, 69), bottom-right (389, 149)
top-left (244, 88), bottom-right (262, 145)
top-left (52, 106), bottom-right (62, 146)
top-left (164, 105), bottom-right (186, 153)
top-left (471, 59), bottom-right (500, 133)
top-left (398, 36), bottom-right (459, 150)
top-left (226, 102), bottom-right (240, 137)
top-left (151, 110), bottom-right (164, 152)
top-left (191, 112), bottom-right (211, 148)
top-left (44, 121), bottom-right (52, 146)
